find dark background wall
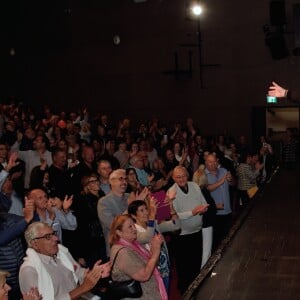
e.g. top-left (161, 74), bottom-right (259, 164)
top-left (1, 0), bottom-right (300, 138)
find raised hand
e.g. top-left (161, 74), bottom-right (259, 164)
top-left (147, 173), bottom-right (155, 184)
top-left (23, 197), bottom-right (35, 223)
top-left (135, 186), bottom-right (150, 201)
top-left (268, 81), bottom-right (287, 98)
top-left (62, 195), bottom-right (73, 211)
top-left (148, 196), bottom-right (158, 219)
top-left (5, 151), bottom-right (19, 172)
top-left (46, 199), bottom-right (56, 220)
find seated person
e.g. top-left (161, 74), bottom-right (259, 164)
top-left (19, 222), bottom-right (111, 300)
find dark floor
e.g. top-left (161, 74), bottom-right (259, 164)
top-left (181, 166), bottom-right (300, 300)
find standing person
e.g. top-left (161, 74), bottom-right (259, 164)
top-left (47, 147), bottom-right (74, 199)
top-left (125, 167), bottom-right (143, 194)
top-left (193, 166), bottom-right (218, 268)
top-left (71, 145), bottom-right (98, 197)
top-left (109, 215), bottom-right (168, 300)
top-left (97, 169), bottom-right (149, 256)
top-left (113, 140), bottom-right (130, 169)
top-left (97, 160), bottom-right (112, 195)
top-left (74, 174), bottom-right (107, 267)
top-left (129, 154), bottom-right (152, 187)
top-left (11, 135), bottom-right (52, 190)
top-left (98, 139), bottom-right (120, 170)
top-left (97, 169), bottom-right (130, 256)
top-left (0, 193), bottom-right (35, 299)
top-left (27, 188), bottom-right (77, 244)
top-left (236, 152), bottom-right (263, 207)
top-left (167, 166), bottom-right (209, 294)
top-left (0, 152), bottom-right (25, 216)
top-left (128, 197), bottom-right (180, 292)
top-left (19, 222), bottom-right (111, 300)
top-left (205, 153), bottom-right (233, 250)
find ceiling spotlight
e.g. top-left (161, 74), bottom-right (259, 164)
top-left (191, 4), bottom-right (203, 16)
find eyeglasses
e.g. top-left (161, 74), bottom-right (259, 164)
top-left (111, 176), bottom-right (127, 182)
top-left (33, 231), bottom-right (58, 241)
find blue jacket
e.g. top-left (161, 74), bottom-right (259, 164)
top-left (0, 212), bottom-right (27, 293)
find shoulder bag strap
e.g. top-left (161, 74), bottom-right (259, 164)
top-left (111, 247), bottom-right (126, 271)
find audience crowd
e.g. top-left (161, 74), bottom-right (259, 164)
top-left (0, 100), bottom-right (296, 299)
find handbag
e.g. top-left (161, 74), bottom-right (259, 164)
top-left (247, 185), bottom-right (259, 199)
top-left (107, 247), bottom-right (143, 299)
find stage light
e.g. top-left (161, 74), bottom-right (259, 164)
top-left (191, 4), bottom-right (203, 16)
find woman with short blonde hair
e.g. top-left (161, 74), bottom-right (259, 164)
top-left (109, 214), bottom-right (168, 299)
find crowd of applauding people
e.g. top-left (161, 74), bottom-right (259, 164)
top-left (1, 94), bottom-right (294, 299)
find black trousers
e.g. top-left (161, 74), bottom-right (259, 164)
top-left (238, 189), bottom-right (250, 207)
top-left (173, 230), bottom-right (203, 294)
top-left (212, 213), bottom-right (232, 251)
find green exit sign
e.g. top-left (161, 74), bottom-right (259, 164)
top-left (266, 96), bottom-right (277, 103)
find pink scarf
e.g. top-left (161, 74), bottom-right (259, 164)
top-left (117, 238), bottom-right (168, 300)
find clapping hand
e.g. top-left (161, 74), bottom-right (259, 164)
top-left (82, 260), bottom-right (111, 291)
top-left (192, 204), bottom-right (209, 216)
top-left (166, 189), bottom-right (176, 202)
top-left (150, 233), bottom-right (164, 256)
top-left (135, 186), bottom-right (150, 201)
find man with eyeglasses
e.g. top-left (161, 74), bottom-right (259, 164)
top-left (97, 169), bottom-right (149, 256)
top-left (19, 222), bottom-right (111, 300)
top-left (97, 169), bottom-right (129, 257)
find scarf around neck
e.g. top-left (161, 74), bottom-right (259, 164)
top-left (117, 238), bottom-right (168, 300)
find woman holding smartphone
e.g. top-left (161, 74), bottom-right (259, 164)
top-left (128, 196), bottom-right (180, 292)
